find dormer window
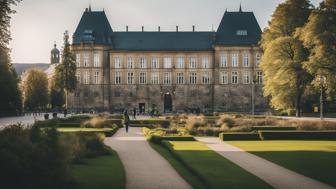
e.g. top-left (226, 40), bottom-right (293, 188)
top-left (236, 30), bottom-right (248, 36)
top-left (83, 29), bottom-right (95, 42)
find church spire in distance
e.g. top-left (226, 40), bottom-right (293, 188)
top-left (239, 3), bottom-right (242, 12)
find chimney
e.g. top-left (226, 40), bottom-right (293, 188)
top-left (158, 26), bottom-right (161, 32)
top-left (176, 26), bottom-right (179, 32)
top-left (126, 26), bottom-right (128, 32)
top-left (192, 25), bottom-right (195, 32)
top-left (142, 26), bottom-right (144, 32)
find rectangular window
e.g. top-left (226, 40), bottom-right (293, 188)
top-left (84, 71), bottom-right (90, 84)
top-left (151, 72), bottom-right (159, 84)
top-left (202, 72), bottom-right (210, 84)
top-left (256, 71), bottom-right (263, 84)
top-left (176, 72), bottom-right (184, 84)
top-left (152, 57), bottom-right (159, 69)
top-left (232, 54), bottom-right (238, 67)
top-left (84, 53), bottom-right (90, 67)
top-left (76, 53), bottom-right (80, 67)
top-left (189, 57), bottom-right (197, 69)
top-left (127, 57), bottom-right (133, 69)
top-left (243, 71), bottom-right (250, 84)
top-left (256, 53), bottom-right (261, 67)
top-left (202, 57), bottom-right (209, 68)
top-left (76, 71), bottom-right (81, 83)
top-left (177, 56), bottom-right (185, 69)
top-left (115, 72), bottom-right (121, 84)
top-left (220, 71), bottom-right (228, 84)
top-left (139, 57), bottom-right (147, 69)
top-left (231, 71), bottom-right (238, 84)
top-left (243, 53), bottom-right (249, 67)
top-left (94, 53), bottom-right (100, 67)
top-left (94, 71), bottom-right (100, 84)
top-left (220, 54), bottom-right (228, 67)
top-left (189, 72), bottom-right (197, 84)
top-left (127, 72), bottom-right (134, 84)
top-left (114, 57), bottom-right (122, 68)
top-left (163, 72), bottom-right (171, 85)
top-left (139, 72), bottom-right (147, 84)
top-left (164, 57), bottom-right (172, 68)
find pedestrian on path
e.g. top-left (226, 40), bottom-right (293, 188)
top-left (124, 110), bottom-right (130, 133)
top-left (133, 107), bottom-right (137, 120)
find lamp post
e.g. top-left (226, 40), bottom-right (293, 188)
top-left (320, 75), bottom-right (325, 120)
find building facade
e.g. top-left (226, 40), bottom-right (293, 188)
top-left (69, 7), bottom-right (268, 113)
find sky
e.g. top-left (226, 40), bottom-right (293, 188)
top-left (9, 0), bottom-right (321, 64)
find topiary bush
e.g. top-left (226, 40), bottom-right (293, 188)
top-left (219, 132), bottom-right (261, 141)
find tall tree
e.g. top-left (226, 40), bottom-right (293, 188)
top-left (299, 0), bottom-right (336, 98)
top-left (23, 69), bottom-right (49, 112)
top-left (0, 0), bottom-right (23, 116)
top-left (54, 31), bottom-right (76, 109)
top-left (261, 0), bottom-right (313, 117)
top-left (49, 77), bottom-right (65, 110)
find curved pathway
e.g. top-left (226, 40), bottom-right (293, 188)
top-left (197, 137), bottom-right (335, 189)
top-left (105, 127), bottom-right (192, 189)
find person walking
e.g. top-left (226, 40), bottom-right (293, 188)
top-left (124, 110), bottom-right (130, 133)
top-left (133, 107), bottom-right (137, 120)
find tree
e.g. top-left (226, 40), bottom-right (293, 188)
top-left (54, 31), bottom-right (77, 109)
top-left (23, 69), bottom-right (49, 112)
top-left (261, 0), bottom-right (313, 117)
top-left (299, 0), bottom-right (336, 98)
top-left (49, 77), bottom-right (65, 110)
top-left (0, 0), bottom-right (23, 116)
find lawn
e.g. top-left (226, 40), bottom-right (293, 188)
top-left (227, 140), bottom-right (336, 187)
top-left (162, 141), bottom-right (272, 189)
top-left (72, 151), bottom-right (125, 189)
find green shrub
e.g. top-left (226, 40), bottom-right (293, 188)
top-left (33, 119), bottom-right (59, 128)
top-left (130, 123), bottom-right (154, 128)
top-left (251, 126), bottom-right (296, 131)
top-left (59, 115), bottom-right (91, 123)
top-left (106, 119), bottom-right (123, 127)
top-left (148, 135), bottom-right (195, 144)
top-left (259, 131), bottom-right (336, 140)
top-left (219, 132), bottom-right (261, 141)
top-left (130, 119), bottom-right (170, 128)
top-left (58, 123), bottom-right (81, 128)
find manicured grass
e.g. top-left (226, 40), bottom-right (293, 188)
top-left (72, 152), bottom-right (125, 189)
top-left (163, 141), bottom-right (272, 189)
top-left (149, 142), bottom-right (208, 189)
top-left (57, 128), bottom-right (114, 132)
top-left (227, 140), bottom-right (336, 187)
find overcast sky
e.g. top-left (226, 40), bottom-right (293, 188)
top-left (9, 0), bottom-right (321, 63)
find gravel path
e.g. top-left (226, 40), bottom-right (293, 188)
top-left (196, 137), bottom-right (335, 189)
top-left (105, 127), bottom-right (192, 189)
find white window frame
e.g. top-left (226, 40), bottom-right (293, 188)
top-left (94, 53), bottom-right (100, 67)
top-left (177, 56), bottom-right (185, 69)
top-left (127, 72), bottom-right (134, 84)
top-left (164, 57), bottom-right (172, 68)
top-left (76, 53), bottom-right (81, 67)
top-left (256, 71), bottom-right (263, 84)
top-left (220, 54), bottom-right (228, 67)
top-left (84, 71), bottom-right (90, 84)
top-left (189, 56), bottom-right (197, 69)
top-left (115, 72), bottom-right (121, 84)
top-left (202, 72), bottom-right (210, 84)
top-left (139, 72), bottom-right (147, 84)
top-left (163, 72), bottom-right (172, 85)
top-left (94, 71), bottom-right (100, 84)
top-left (243, 71), bottom-right (250, 84)
top-left (176, 72), bottom-right (184, 84)
top-left (139, 57), bottom-right (147, 69)
top-left (202, 57), bottom-right (209, 69)
top-left (220, 71), bottom-right (228, 84)
top-left (189, 72), bottom-right (197, 84)
top-left (114, 57), bottom-right (122, 69)
top-left (76, 71), bottom-right (81, 83)
top-left (152, 57), bottom-right (159, 69)
top-left (243, 53), bottom-right (249, 67)
top-left (231, 71), bottom-right (238, 84)
top-left (127, 57), bottom-right (133, 69)
top-left (151, 72), bottom-right (159, 84)
top-left (84, 53), bottom-right (90, 67)
top-left (232, 54), bottom-right (238, 67)
top-left (256, 53), bottom-right (261, 67)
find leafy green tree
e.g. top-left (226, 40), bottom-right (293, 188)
top-left (54, 31), bottom-right (77, 109)
top-left (23, 69), bottom-right (49, 112)
top-left (299, 0), bottom-right (336, 98)
top-left (0, 0), bottom-right (22, 116)
top-left (49, 77), bottom-right (65, 110)
top-left (261, 0), bottom-right (313, 117)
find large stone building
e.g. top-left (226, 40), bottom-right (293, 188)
top-left (69, 6), bottom-right (268, 113)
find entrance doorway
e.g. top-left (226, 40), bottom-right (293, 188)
top-left (164, 93), bottom-right (172, 113)
top-left (139, 103), bottom-right (145, 114)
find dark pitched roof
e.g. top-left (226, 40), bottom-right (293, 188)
top-left (216, 11), bottom-right (261, 45)
top-left (73, 10), bottom-right (113, 45)
top-left (111, 32), bottom-right (215, 51)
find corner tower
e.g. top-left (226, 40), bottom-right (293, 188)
top-left (50, 43), bottom-right (60, 64)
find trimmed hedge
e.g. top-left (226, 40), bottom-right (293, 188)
top-left (130, 123), bottom-right (153, 128)
top-left (251, 126), bottom-right (296, 131)
top-left (106, 119), bottom-right (123, 128)
top-left (220, 132), bottom-right (261, 141)
top-left (148, 135), bottom-right (195, 144)
top-left (59, 115), bottom-right (91, 123)
top-left (130, 119), bottom-right (170, 128)
top-left (58, 123), bottom-right (81, 128)
top-left (259, 131), bottom-right (336, 140)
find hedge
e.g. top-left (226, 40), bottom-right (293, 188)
top-left (130, 123), bottom-right (154, 128)
top-left (259, 131), bottom-right (336, 140)
top-left (219, 133), bottom-right (261, 141)
top-left (58, 123), bottom-right (81, 128)
top-left (59, 115), bottom-right (91, 123)
top-left (106, 119), bottom-right (123, 128)
top-left (130, 119), bottom-right (170, 128)
top-left (148, 135), bottom-right (195, 144)
top-left (251, 126), bottom-right (296, 131)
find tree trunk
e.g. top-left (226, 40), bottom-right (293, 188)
top-left (65, 89), bottom-right (68, 109)
top-left (295, 93), bottom-right (301, 117)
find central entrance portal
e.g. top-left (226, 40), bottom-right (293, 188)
top-left (139, 103), bottom-right (145, 114)
top-left (164, 93), bottom-right (172, 113)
